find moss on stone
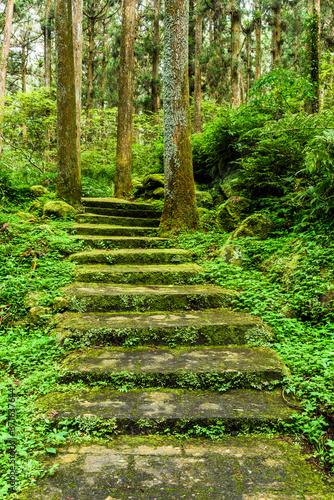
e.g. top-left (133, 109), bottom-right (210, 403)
top-left (216, 197), bottom-right (251, 232)
top-left (196, 191), bottom-right (213, 209)
top-left (30, 185), bottom-right (49, 197)
top-left (43, 200), bottom-right (76, 218)
top-left (232, 213), bottom-right (273, 240)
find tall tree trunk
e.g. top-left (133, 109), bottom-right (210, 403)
top-left (193, 5), bottom-right (202, 134)
top-left (160, 0), bottom-right (198, 234)
top-left (86, 16), bottom-right (95, 117)
top-left (72, 0), bottom-right (83, 177)
top-left (246, 31), bottom-right (251, 97)
top-left (44, 0), bottom-right (52, 87)
top-left (0, 0), bottom-right (15, 160)
top-left (114, 0), bottom-right (136, 198)
top-left (255, 5), bottom-right (262, 80)
top-left (55, 0), bottom-right (81, 204)
top-left (230, 4), bottom-right (241, 108)
top-left (188, 0), bottom-right (195, 99)
top-left (308, 0), bottom-right (320, 113)
top-left (101, 17), bottom-right (107, 110)
top-left (271, 4), bottom-right (282, 68)
top-left (151, 0), bottom-right (160, 115)
top-left (21, 37), bottom-right (28, 142)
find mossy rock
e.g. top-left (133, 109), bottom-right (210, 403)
top-left (216, 197), bottom-right (251, 233)
top-left (24, 291), bottom-right (47, 309)
top-left (217, 244), bottom-right (243, 267)
top-left (43, 201), bottom-right (76, 218)
top-left (30, 185), bottom-right (49, 197)
top-left (16, 211), bottom-right (36, 221)
top-left (29, 199), bottom-right (43, 215)
top-left (196, 191), bottom-right (213, 209)
top-left (142, 174), bottom-right (164, 191)
top-left (232, 213), bottom-right (273, 240)
top-left (29, 306), bottom-right (52, 324)
top-left (37, 224), bottom-right (55, 235)
top-left (220, 173), bottom-right (239, 199)
top-left (153, 187), bottom-right (164, 199)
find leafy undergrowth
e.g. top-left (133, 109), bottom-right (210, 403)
top-left (178, 226), bottom-right (334, 474)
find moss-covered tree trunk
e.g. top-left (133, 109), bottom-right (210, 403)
top-left (0, 0), bottom-right (15, 160)
top-left (101, 18), bottom-right (107, 110)
top-left (255, 4), bottom-right (262, 81)
top-left (271, 4), bottom-right (282, 68)
top-left (246, 31), bottom-right (251, 97)
top-left (44, 0), bottom-right (52, 87)
top-left (230, 4), bottom-right (241, 108)
top-left (308, 0), bottom-right (320, 113)
top-left (160, 0), bottom-right (199, 234)
top-left (21, 36), bottom-right (28, 142)
top-left (114, 0), bottom-right (136, 198)
top-left (85, 15), bottom-right (95, 117)
top-left (72, 0), bottom-right (83, 176)
top-left (151, 0), bottom-right (160, 115)
top-left (193, 5), bottom-right (202, 134)
top-left (55, 0), bottom-right (82, 204)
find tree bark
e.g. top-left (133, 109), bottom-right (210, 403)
top-left (101, 17), bottom-right (107, 110)
top-left (193, 5), bottom-right (202, 134)
top-left (72, 0), bottom-right (83, 176)
top-left (160, 0), bottom-right (198, 234)
top-left (55, 0), bottom-right (81, 204)
top-left (114, 0), bottom-right (136, 198)
top-left (21, 37), bottom-right (28, 142)
top-left (86, 15), bottom-right (95, 117)
top-left (151, 0), bottom-right (160, 115)
top-left (0, 0), bottom-right (15, 159)
top-left (271, 4), bottom-right (282, 68)
top-left (255, 5), bottom-right (262, 81)
top-left (44, 0), bottom-right (52, 87)
top-left (308, 0), bottom-right (320, 113)
top-left (230, 4), bottom-right (241, 108)
top-left (246, 30), bottom-right (251, 97)
top-left (188, 0), bottom-right (195, 98)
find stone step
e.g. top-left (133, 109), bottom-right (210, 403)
top-left (82, 197), bottom-right (159, 211)
top-left (54, 308), bottom-right (268, 346)
top-left (83, 205), bottom-right (162, 218)
top-left (77, 213), bottom-right (160, 228)
top-left (71, 235), bottom-right (168, 249)
top-left (16, 436), bottom-right (333, 500)
top-left (73, 223), bottom-right (157, 237)
top-left (75, 263), bottom-right (203, 285)
top-left (68, 248), bottom-right (193, 265)
top-left (37, 388), bottom-right (297, 434)
top-left (54, 283), bottom-right (237, 313)
top-left (60, 346), bottom-right (288, 389)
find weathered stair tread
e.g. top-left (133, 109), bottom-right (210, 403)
top-left (61, 346), bottom-right (288, 385)
top-left (75, 263), bottom-right (203, 284)
top-left (55, 283), bottom-right (237, 312)
top-left (82, 197), bottom-right (159, 210)
top-left (77, 213), bottom-right (160, 228)
top-left (73, 223), bottom-right (158, 236)
top-left (68, 247), bottom-right (193, 265)
top-left (55, 308), bottom-right (269, 346)
top-left (37, 388), bottom-right (297, 425)
top-left (16, 436), bottom-right (333, 500)
top-left (83, 205), bottom-right (162, 218)
top-left (71, 235), bottom-right (168, 249)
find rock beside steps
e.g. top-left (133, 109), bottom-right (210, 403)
top-left (22, 197), bottom-right (332, 499)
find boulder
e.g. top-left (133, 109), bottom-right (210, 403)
top-left (216, 197), bottom-right (251, 232)
top-left (37, 224), bottom-right (55, 235)
top-left (142, 174), bottom-right (164, 191)
top-left (232, 213), bottom-right (273, 240)
top-left (24, 291), bottom-right (47, 309)
top-left (29, 306), bottom-right (51, 324)
top-left (30, 185), bottom-right (49, 197)
top-left (16, 212), bottom-right (36, 221)
top-left (220, 173), bottom-right (239, 199)
top-left (29, 199), bottom-right (43, 215)
top-left (196, 191), bottom-right (213, 209)
top-left (217, 244), bottom-right (243, 267)
top-left (43, 201), bottom-right (76, 218)
top-left (153, 187), bottom-right (164, 199)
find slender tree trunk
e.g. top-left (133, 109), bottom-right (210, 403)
top-left (101, 18), bottom-right (107, 110)
top-left (44, 0), bottom-right (52, 87)
top-left (72, 0), bottom-right (83, 177)
top-left (208, 9), bottom-right (213, 44)
top-left (21, 38), bottom-right (28, 142)
top-left (0, 0), bottom-right (15, 160)
top-left (230, 5), bottom-right (241, 108)
top-left (114, 0), bottom-right (136, 198)
top-left (160, 0), bottom-right (198, 234)
top-left (255, 5), bottom-right (262, 80)
top-left (240, 71), bottom-right (245, 103)
top-left (246, 31), bottom-right (251, 97)
top-left (308, 0), bottom-right (320, 113)
top-left (55, 0), bottom-right (81, 204)
top-left (151, 0), bottom-right (160, 115)
top-left (271, 4), bottom-right (282, 68)
top-left (193, 5), bottom-right (202, 133)
top-left (188, 0), bottom-right (195, 99)
top-left (86, 16), bottom-right (95, 117)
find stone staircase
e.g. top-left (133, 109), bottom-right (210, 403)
top-left (26, 197), bottom-right (334, 499)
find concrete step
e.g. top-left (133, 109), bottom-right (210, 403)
top-left (83, 205), bottom-right (162, 218)
top-left (77, 213), bottom-right (160, 228)
top-left (16, 436), bottom-right (333, 500)
top-left (82, 197), bottom-right (159, 211)
top-left (70, 235), bottom-right (168, 249)
top-left (73, 223), bottom-right (158, 237)
top-left (54, 283), bottom-right (237, 313)
top-left (37, 388), bottom-right (297, 434)
top-left (68, 248), bottom-right (193, 265)
top-left (75, 263), bottom-right (203, 285)
top-left (54, 308), bottom-right (269, 346)
top-left (60, 346), bottom-right (288, 389)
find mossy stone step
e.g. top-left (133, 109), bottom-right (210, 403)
top-left (73, 223), bottom-right (158, 237)
top-left (69, 248), bottom-right (193, 265)
top-left (60, 346), bottom-right (288, 388)
top-left (54, 283), bottom-right (237, 312)
top-left (84, 205), bottom-right (162, 218)
top-left (82, 197), bottom-right (159, 211)
top-left (71, 235), bottom-right (168, 249)
top-left (16, 436), bottom-right (333, 500)
top-left (54, 308), bottom-right (268, 346)
top-left (75, 263), bottom-right (203, 285)
top-left (36, 388), bottom-right (297, 433)
top-left (77, 213), bottom-right (160, 228)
